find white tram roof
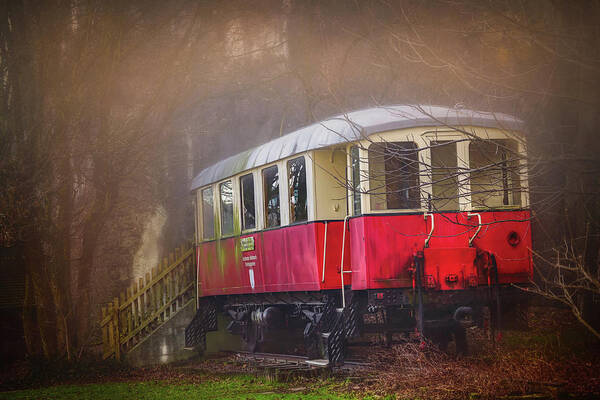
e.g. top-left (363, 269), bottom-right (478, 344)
top-left (190, 105), bottom-right (523, 190)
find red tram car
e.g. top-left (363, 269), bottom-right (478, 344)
top-left (185, 105), bottom-right (532, 365)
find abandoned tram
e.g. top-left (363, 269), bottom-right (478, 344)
top-left (185, 105), bottom-right (532, 365)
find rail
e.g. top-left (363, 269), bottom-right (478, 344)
top-left (231, 351), bottom-right (371, 371)
top-left (100, 242), bottom-right (196, 360)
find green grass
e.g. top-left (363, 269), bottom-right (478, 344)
top-left (0, 375), bottom-right (370, 400)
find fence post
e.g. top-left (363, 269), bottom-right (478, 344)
top-left (119, 292), bottom-right (126, 342)
top-left (100, 243), bottom-right (197, 359)
top-left (144, 272), bottom-right (151, 324)
top-left (108, 302), bottom-right (115, 357)
top-left (113, 297), bottom-right (121, 361)
top-left (126, 287), bottom-right (133, 341)
top-left (157, 264), bottom-right (161, 319)
top-left (101, 306), bottom-right (108, 357)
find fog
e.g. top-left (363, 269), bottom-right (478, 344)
top-left (1, 0), bottom-right (598, 360)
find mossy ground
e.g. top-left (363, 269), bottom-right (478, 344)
top-left (0, 375), bottom-right (379, 400)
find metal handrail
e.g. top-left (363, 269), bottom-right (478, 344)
top-left (340, 215), bottom-right (352, 308)
top-left (321, 221), bottom-right (328, 282)
top-left (467, 212), bottom-right (482, 246)
top-left (424, 213), bottom-right (434, 248)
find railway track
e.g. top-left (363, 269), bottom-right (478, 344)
top-left (230, 351), bottom-right (371, 372)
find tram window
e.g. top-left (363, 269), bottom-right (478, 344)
top-left (219, 180), bottom-right (234, 236)
top-left (350, 146), bottom-right (361, 215)
top-left (288, 156), bottom-right (307, 223)
top-left (470, 139), bottom-right (522, 209)
top-left (262, 165), bottom-right (280, 228)
top-left (201, 187), bottom-right (214, 240)
top-left (368, 142), bottom-right (420, 210)
top-left (240, 173), bottom-right (256, 230)
top-left (431, 141), bottom-right (459, 211)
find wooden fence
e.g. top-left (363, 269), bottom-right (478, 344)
top-left (101, 243), bottom-right (196, 360)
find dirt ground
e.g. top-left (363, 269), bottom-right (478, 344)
top-left (1, 306), bottom-right (599, 399)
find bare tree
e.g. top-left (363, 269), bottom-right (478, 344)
top-left (0, 0), bottom-right (227, 358)
top-left (527, 230), bottom-right (600, 339)
top-left (335, 0), bottom-right (600, 336)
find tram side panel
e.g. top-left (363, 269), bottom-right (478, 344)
top-left (422, 212), bottom-right (476, 291)
top-left (425, 213), bottom-right (471, 248)
top-left (197, 242), bottom-right (219, 297)
top-left (315, 221), bottom-right (352, 290)
top-left (239, 233), bottom-right (266, 294)
top-left (422, 210), bottom-right (532, 287)
top-left (348, 217), bottom-right (368, 290)
top-left (348, 211), bottom-right (532, 292)
top-left (195, 211), bottom-right (531, 297)
top-left (471, 210), bottom-right (532, 284)
top-left (351, 214), bottom-right (427, 290)
top-left (198, 222), bottom-right (349, 297)
top-left (260, 224), bottom-right (321, 292)
top-left (197, 238), bottom-right (257, 296)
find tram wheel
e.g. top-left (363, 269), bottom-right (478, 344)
top-left (244, 321), bottom-right (263, 353)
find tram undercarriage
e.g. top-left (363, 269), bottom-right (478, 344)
top-left (185, 286), bottom-right (528, 366)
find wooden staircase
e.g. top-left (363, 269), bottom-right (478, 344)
top-left (100, 243), bottom-right (196, 360)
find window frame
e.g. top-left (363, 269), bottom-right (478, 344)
top-left (262, 164), bottom-right (282, 229)
top-left (239, 172), bottom-right (258, 232)
top-left (218, 179), bottom-right (235, 237)
top-left (196, 127), bottom-right (529, 237)
top-left (287, 155), bottom-right (308, 224)
top-left (367, 140), bottom-right (422, 212)
top-left (364, 139), bottom-right (425, 213)
top-left (349, 145), bottom-right (362, 216)
top-left (194, 190), bottom-right (200, 244)
top-left (429, 139), bottom-right (461, 212)
top-left (200, 185), bottom-right (216, 241)
top-left (423, 129), bottom-right (529, 212)
top-left (468, 138), bottom-right (524, 210)
top-left (423, 131), bottom-right (470, 212)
